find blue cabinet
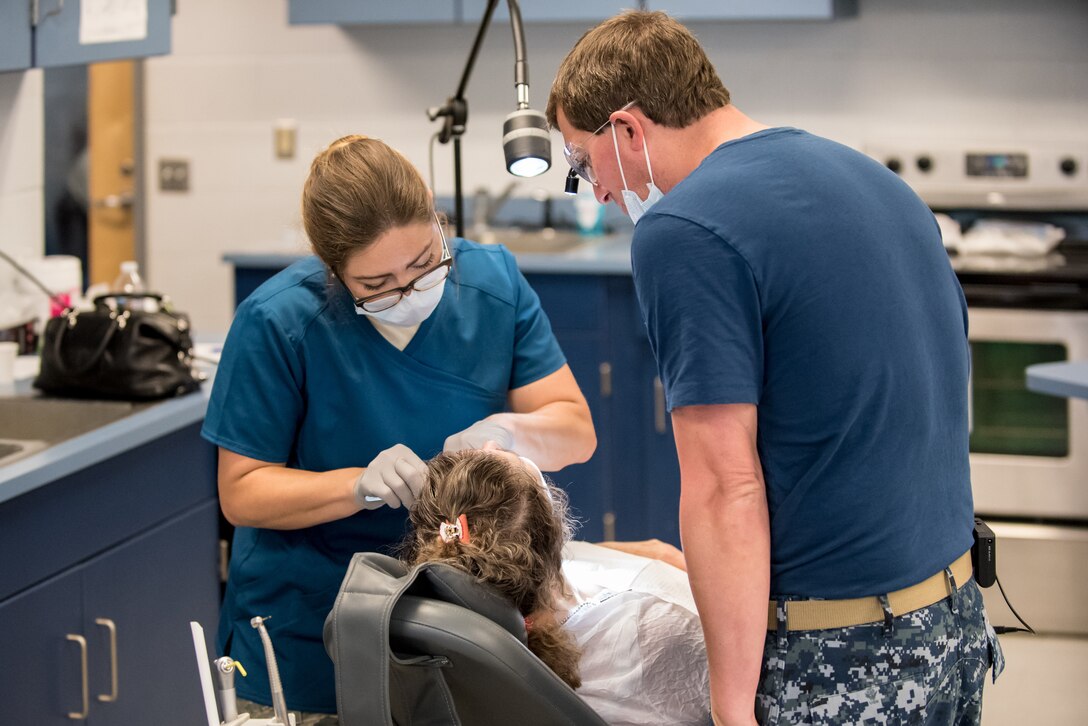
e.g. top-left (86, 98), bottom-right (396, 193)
top-left (288, 0), bottom-right (856, 26)
top-left (0, 421), bottom-right (220, 723)
top-left (462, 1), bottom-right (634, 23)
top-left (289, 0), bottom-right (459, 24)
top-left (33, 0), bottom-right (173, 68)
top-left (0, 569), bottom-right (84, 724)
top-left (0, 503), bottom-right (219, 723)
top-left (646, 0), bottom-right (857, 20)
top-left (0, 0), bottom-right (173, 71)
top-left (601, 277), bottom-right (681, 547)
top-left (526, 272), bottom-right (682, 547)
top-left (0, 0), bottom-right (32, 72)
top-left (524, 274), bottom-right (615, 541)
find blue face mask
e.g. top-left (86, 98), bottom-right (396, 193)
top-left (611, 124), bottom-right (664, 225)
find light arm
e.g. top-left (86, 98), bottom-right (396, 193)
top-left (217, 449), bottom-right (361, 530)
top-left (673, 403), bottom-right (769, 726)
top-left (488, 363), bottom-right (596, 471)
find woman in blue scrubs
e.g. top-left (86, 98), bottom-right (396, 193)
top-left (202, 135), bottom-right (596, 721)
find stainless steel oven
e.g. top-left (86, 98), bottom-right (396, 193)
top-left (864, 137), bottom-right (1088, 636)
top-left (966, 303), bottom-right (1088, 636)
top-left (968, 307), bottom-right (1088, 520)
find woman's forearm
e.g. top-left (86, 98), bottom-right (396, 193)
top-left (219, 451), bottom-right (362, 530)
top-left (490, 401), bottom-right (596, 471)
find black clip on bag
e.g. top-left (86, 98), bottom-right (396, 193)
top-left (34, 293), bottom-right (202, 401)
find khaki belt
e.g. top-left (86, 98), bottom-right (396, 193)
top-left (767, 550), bottom-right (973, 632)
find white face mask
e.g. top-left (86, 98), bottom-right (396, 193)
top-left (355, 277), bottom-right (446, 327)
top-left (611, 124), bottom-right (665, 225)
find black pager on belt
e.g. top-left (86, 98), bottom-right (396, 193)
top-left (972, 518), bottom-right (996, 588)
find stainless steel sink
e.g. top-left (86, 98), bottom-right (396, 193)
top-left (0, 397), bottom-right (146, 466)
top-left (0, 438), bottom-right (48, 467)
top-left (475, 227), bottom-right (588, 254)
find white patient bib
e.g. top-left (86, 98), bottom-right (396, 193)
top-left (560, 542), bottom-right (710, 726)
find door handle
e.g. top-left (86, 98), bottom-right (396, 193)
top-left (602, 511), bottom-right (616, 542)
top-left (653, 377), bottom-right (667, 434)
top-left (95, 618), bottom-right (119, 702)
top-left (92, 192), bottom-right (135, 210)
top-left (66, 634), bottom-right (89, 720)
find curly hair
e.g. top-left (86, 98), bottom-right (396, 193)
top-left (404, 450), bottom-right (582, 689)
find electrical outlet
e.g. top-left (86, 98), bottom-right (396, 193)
top-left (159, 158), bottom-right (190, 192)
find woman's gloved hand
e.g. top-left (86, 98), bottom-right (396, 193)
top-left (443, 419), bottom-right (513, 453)
top-left (354, 444), bottom-right (428, 510)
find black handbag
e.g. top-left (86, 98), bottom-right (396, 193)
top-left (34, 294), bottom-right (202, 401)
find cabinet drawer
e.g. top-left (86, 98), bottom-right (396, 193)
top-left (525, 274), bottom-right (608, 332)
top-left (0, 422), bottom-right (216, 601)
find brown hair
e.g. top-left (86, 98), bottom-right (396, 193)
top-left (404, 451), bottom-right (582, 689)
top-left (546, 10), bottom-right (730, 133)
top-left (301, 135), bottom-right (432, 277)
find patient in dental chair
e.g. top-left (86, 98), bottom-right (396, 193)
top-left (402, 449), bottom-right (711, 726)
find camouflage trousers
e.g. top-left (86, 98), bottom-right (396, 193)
top-left (234, 697), bottom-right (339, 725)
top-left (756, 574), bottom-right (1005, 725)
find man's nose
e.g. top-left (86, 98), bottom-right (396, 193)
top-left (593, 183), bottom-right (611, 205)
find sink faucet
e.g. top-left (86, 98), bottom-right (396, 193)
top-left (472, 182), bottom-right (518, 234)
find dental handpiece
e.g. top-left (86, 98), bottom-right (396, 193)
top-left (250, 616), bottom-right (290, 726)
top-left (214, 657), bottom-right (240, 721)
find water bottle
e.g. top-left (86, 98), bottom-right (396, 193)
top-left (111, 261), bottom-right (155, 312)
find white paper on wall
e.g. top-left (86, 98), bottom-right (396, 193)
top-left (80, 0), bottom-right (148, 45)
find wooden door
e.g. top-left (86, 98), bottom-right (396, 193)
top-left (87, 60), bottom-right (136, 287)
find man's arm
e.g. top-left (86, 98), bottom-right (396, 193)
top-left (594, 539), bottom-right (687, 571)
top-left (672, 403), bottom-right (769, 726)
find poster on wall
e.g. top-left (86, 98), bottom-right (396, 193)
top-left (80, 0), bottom-right (148, 45)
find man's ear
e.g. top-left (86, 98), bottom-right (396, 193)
top-left (611, 110), bottom-right (645, 151)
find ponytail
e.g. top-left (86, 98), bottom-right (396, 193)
top-left (527, 618), bottom-right (582, 689)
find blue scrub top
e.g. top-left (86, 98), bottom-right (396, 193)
top-left (202, 238), bottom-right (566, 712)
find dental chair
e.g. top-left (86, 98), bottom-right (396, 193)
top-left (324, 552), bottom-right (608, 726)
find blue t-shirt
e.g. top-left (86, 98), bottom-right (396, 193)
top-left (202, 239), bottom-right (565, 712)
top-left (631, 128), bottom-right (974, 599)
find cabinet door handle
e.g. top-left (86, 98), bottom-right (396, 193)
top-left (599, 362), bottom-right (613, 398)
top-left (219, 539), bottom-right (231, 583)
top-left (32, 0), bottom-right (65, 26)
top-left (95, 618), bottom-right (119, 702)
top-left (66, 634), bottom-right (89, 720)
top-left (653, 377), bottom-right (667, 434)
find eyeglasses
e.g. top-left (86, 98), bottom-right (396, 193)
top-left (562, 101), bottom-right (636, 186)
top-left (352, 220), bottom-right (452, 313)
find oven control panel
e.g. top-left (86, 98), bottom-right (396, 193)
top-left (863, 142), bottom-right (1088, 210)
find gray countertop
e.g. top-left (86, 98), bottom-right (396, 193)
top-left (0, 373), bottom-right (213, 506)
top-left (1026, 361), bottom-right (1088, 400)
top-left (223, 232), bottom-right (635, 276)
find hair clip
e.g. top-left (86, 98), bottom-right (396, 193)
top-left (439, 513), bottom-right (470, 544)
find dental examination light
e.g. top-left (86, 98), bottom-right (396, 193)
top-left (427, 0), bottom-right (551, 237)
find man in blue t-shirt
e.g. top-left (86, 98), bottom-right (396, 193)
top-left (548, 11), bottom-right (1003, 726)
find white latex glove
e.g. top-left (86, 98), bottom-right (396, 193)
top-left (443, 419), bottom-right (514, 453)
top-left (354, 444), bottom-right (428, 510)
